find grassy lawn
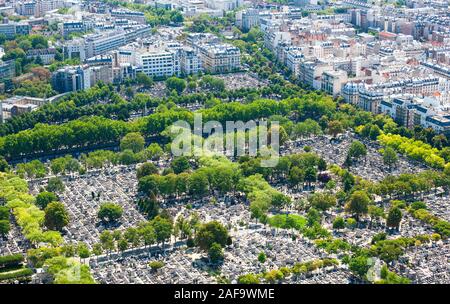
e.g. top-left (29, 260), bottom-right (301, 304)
top-left (268, 214), bottom-right (306, 230)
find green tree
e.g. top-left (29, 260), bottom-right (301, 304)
top-left (346, 190), bottom-right (370, 221)
top-left (258, 252), bottom-right (266, 263)
top-left (136, 72), bottom-right (154, 88)
top-left (327, 120), bottom-right (343, 137)
top-left (317, 158), bottom-right (327, 171)
top-left (118, 238), bottom-right (128, 253)
top-left (386, 207), bottom-right (402, 230)
top-left (137, 162), bottom-right (158, 179)
top-left (151, 215), bottom-right (173, 248)
top-left (189, 171), bottom-right (209, 197)
top-left (77, 242), bottom-right (90, 259)
top-left (349, 255), bottom-right (371, 279)
top-left (124, 227), bottom-right (141, 247)
top-left (98, 202), bottom-right (123, 223)
top-left (36, 191), bottom-right (58, 209)
top-left (369, 125), bottom-right (381, 140)
top-left (138, 222), bottom-right (156, 247)
top-left (342, 171), bottom-right (355, 192)
top-left (195, 220), bottom-right (229, 251)
top-left (99, 230), bottom-right (115, 255)
top-left (0, 157), bottom-right (10, 172)
top-left (382, 147), bottom-right (398, 171)
top-left (288, 166), bottom-right (304, 188)
top-left (0, 220), bottom-right (10, 238)
top-left (44, 202), bottom-right (69, 231)
top-left (138, 175), bottom-right (160, 197)
top-left (50, 158), bottom-right (66, 175)
top-left (65, 158), bottom-right (81, 173)
top-left (120, 132), bottom-right (145, 153)
top-left (46, 177), bottom-right (65, 193)
top-left (30, 35), bottom-right (48, 48)
top-left (0, 207), bottom-right (8, 220)
top-left (348, 141), bottom-right (367, 160)
top-left (332, 216), bottom-right (345, 229)
top-left (304, 167), bottom-right (317, 188)
top-left (149, 260), bottom-right (165, 272)
top-left (166, 77), bottom-right (186, 95)
top-left (306, 208), bottom-right (321, 227)
top-left (92, 243), bottom-right (103, 256)
top-left (171, 156), bottom-right (191, 174)
top-left (200, 75), bottom-right (225, 92)
top-left (208, 242), bottom-right (224, 263)
top-left (145, 143), bottom-right (164, 160)
top-left (308, 192), bottom-right (336, 211)
top-left (238, 273), bottom-right (260, 284)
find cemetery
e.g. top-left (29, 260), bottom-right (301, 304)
top-left (3, 128), bottom-right (447, 285)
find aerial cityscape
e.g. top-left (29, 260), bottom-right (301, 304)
top-left (0, 0), bottom-right (449, 287)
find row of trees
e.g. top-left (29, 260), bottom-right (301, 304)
top-left (378, 133), bottom-right (446, 169)
top-left (0, 116), bottom-right (132, 159)
top-left (373, 170), bottom-right (450, 200)
top-left (237, 258), bottom-right (339, 284)
top-left (1, 174), bottom-right (63, 246)
top-left (13, 141), bottom-right (164, 180)
top-left (0, 206), bottom-right (10, 238)
top-left (408, 204), bottom-right (450, 238)
top-left (138, 156), bottom-right (242, 203)
top-left (0, 90), bottom-right (339, 159)
top-left (96, 213), bottom-right (229, 264)
top-left (0, 79), bottom-right (307, 138)
top-left (0, 83), bottom-right (132, 137)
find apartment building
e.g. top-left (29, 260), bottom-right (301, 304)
top-left (205, 0), bottom-right (242, 12)
top-left (380, 95), bottom-right (450, 133)
top-left (299, 61), bottom-right (333, 90)
top-left (89, 65), bottom-right (113, 85)
top-left (15, 0), bottom-right (65, 17)
top-left (321, 70), bottom-right (348, 97)
top-left (85, 33), bottom-right (126, 59)
top-left (64, 39), bottom-right (87, 62)
top-left (110, 9), bottom-right (146, 24)
top-left (61, 21), bottom-right (85, 38)
top-left (342, 82), bottom-right (364, 105)
top-left (286, 49), bottom-right (304, 76)
top-left (26, 48), bottom-right (56, 64)
top-left (65, 25), bottom-right (151, 61)
top-left (180, 47), bottom-right (202, 75)
top-left (197, 44), bottom-right (241, 74)
top-left (239, 9), bottom-right (261, 31)
top-left (136, 48), bottom-right (180, 78)
top-left (357, 86), bottom-right (384, 114)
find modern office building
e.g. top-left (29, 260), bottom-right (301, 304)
top-left (0, 22), bottom-right (31, 38)
top-left (111, 9), bottom-right (146, 24)
top-left (136, 48), bottom-right (180, 78)
top-left (0, 60), bottom-right (15, 80)
top-left (51, 66), bottom-right (91, 93)
top-left (85, 32), bottom-right (127, 59)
